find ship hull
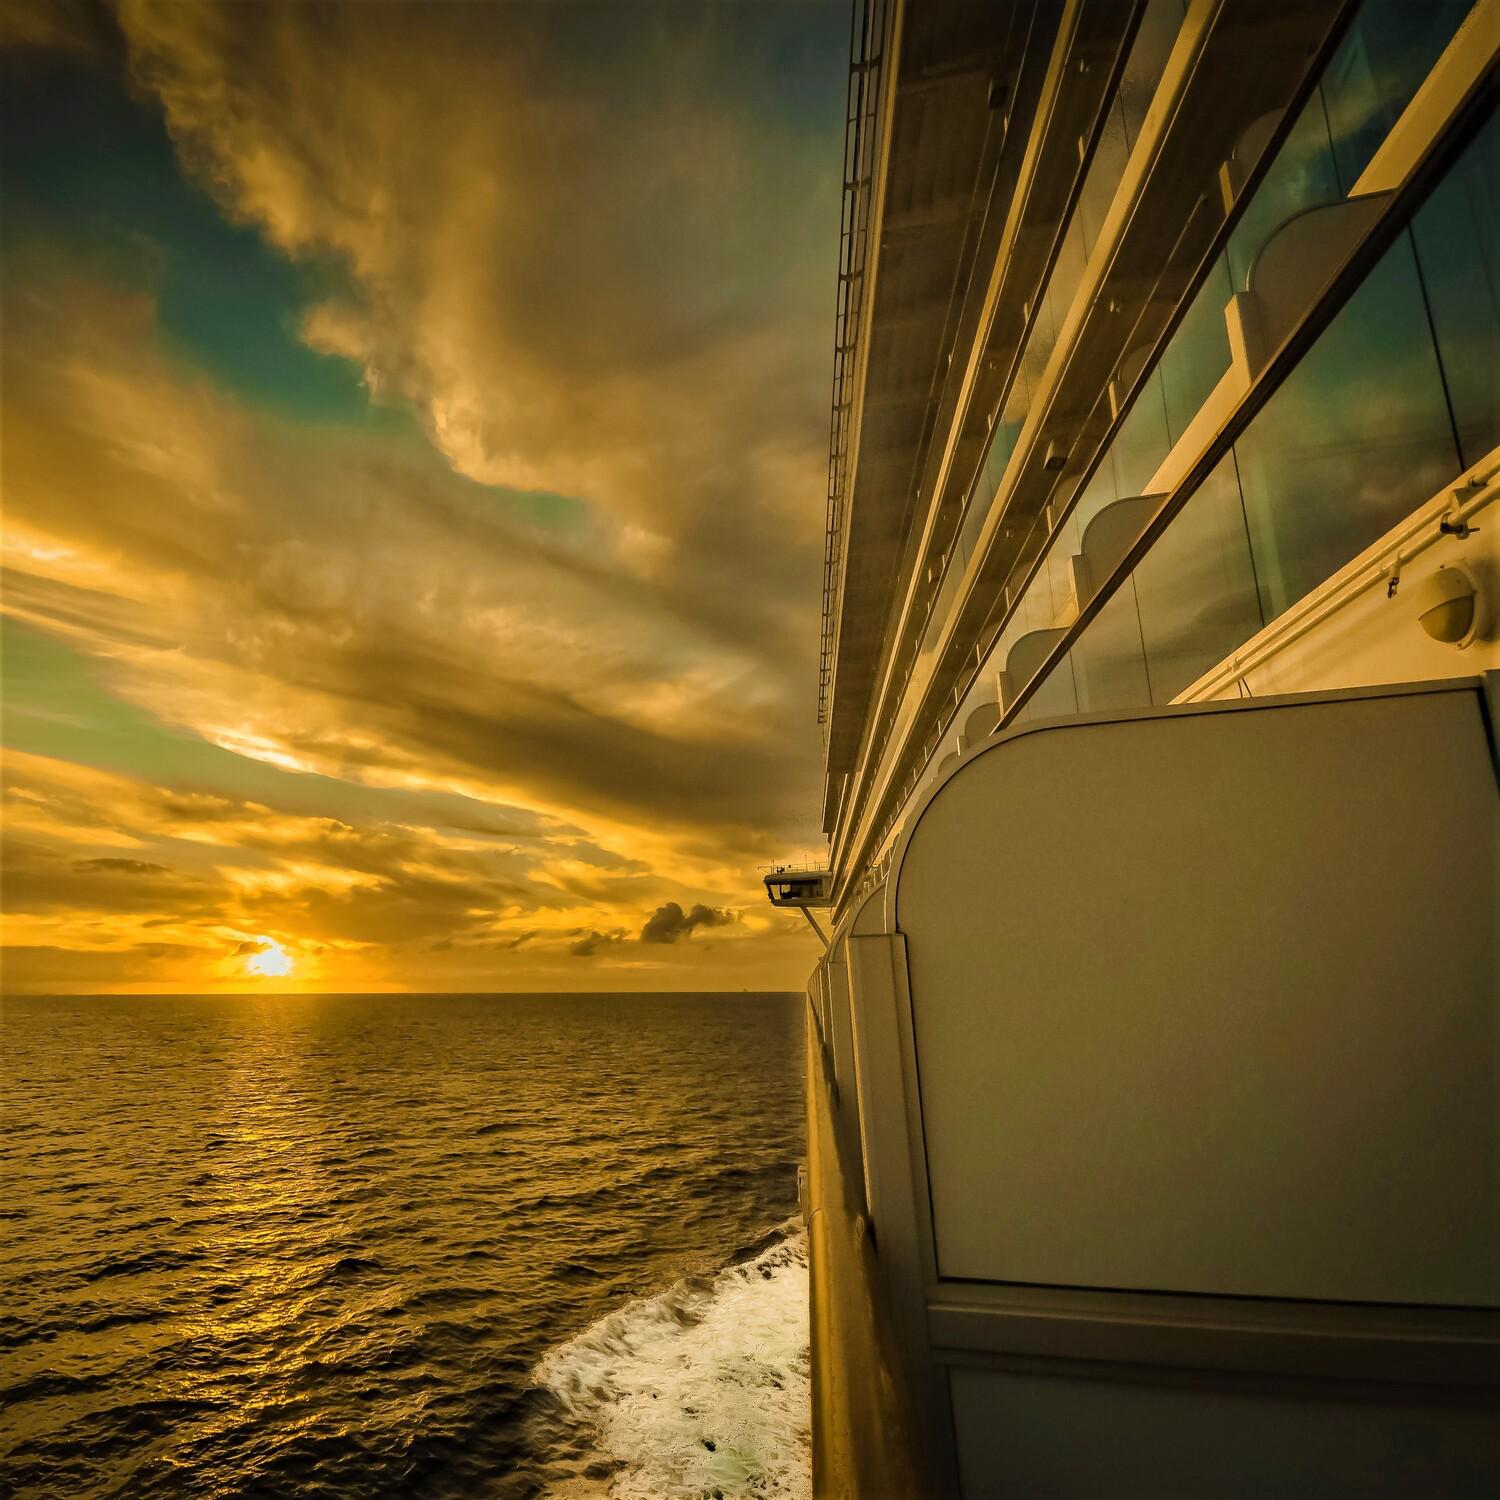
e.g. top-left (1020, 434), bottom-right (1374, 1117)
top-left (803, 1005), bottom-right (929, 1497)
top-left (802, 677), bottom-right (1500, 1497)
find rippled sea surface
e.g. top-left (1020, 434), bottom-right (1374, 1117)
top-left (1, 993), bottom-right (807, 1499)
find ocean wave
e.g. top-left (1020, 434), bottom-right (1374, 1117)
top-left (2, 992), bottom-right (808, 1497)
top-left (553, 1260), bottom-right (611, 1283)
top-left (531, 1222), bottom-right (809, 1500)
top-left (83, 1248), bottom-right (200, 1282)
top-left (1, 1368), bottom-right (113, 1407)
top-left (324, 1254), bottom-right (384, 1279)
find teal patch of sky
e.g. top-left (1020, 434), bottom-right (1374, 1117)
top-left (539, 2), bottom-right (845, 136)
top-left (744, 7), bottom-right (849, 137)
top-left (449, 469), bottom-right (590, 537)
top-left (1, 615), bottom-right (558, 842)
top-left (0, 49), bottom-right (381, 428)
top-left (1, 51), bottom-right (593, 534)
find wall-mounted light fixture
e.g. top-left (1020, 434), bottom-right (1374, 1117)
top-left (1411, 565), bottom-right (1480, 647)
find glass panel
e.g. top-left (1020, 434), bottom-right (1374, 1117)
top-left (1232, 230), bottom-right (1459, 620)
top-left (1009, 557), bottom-right (1063, 638)
top-left (987, 528), bottom-right (1083, 725)
top-left (970, 367), bottom-right (1032, 545)
top-left (916, 549), bottom-right (966, 668)
top-left (979, 418), bottom-right (1015, 511)
top-left (1069, 581), bottom-right (1151, 712)
top-left (1158, 253), bottom-right (1235, 445)
top-left (1071, 460), bottom-right (1123, 538)
top-left (1410, 111), bottom-right (1500, 470)
top-left (967, 0), bottom-right (1188, 539)
top-left (979, 2), bottom-right (1481, 733)
top-left (1226, 88), bottom-right (1340, 290)
top-left (1052, 0), bottom-right (1185, 322)
top-left (1118, 0), bottom-right (1188, 151)
top-left (1019, 306), bottom-right (1059, 405)
top-left (1075, 98), bottom-right (1129, 262)
top-left (1043, 506), bottom-right (1086, 619)
top-left (1133, 451), bottom-right (1263, 703)
top-left (1109, 371), bottom-right (1173, 496)
top-left (1018, 656), bottom-right (1079, 724)
top-left (1044, 213), bottom-right (1089, 349)
top-left (1321, 0), bottom-right (1475, 191)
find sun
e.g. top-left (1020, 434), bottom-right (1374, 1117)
top-left (244, 938), bottom-right (294, 978)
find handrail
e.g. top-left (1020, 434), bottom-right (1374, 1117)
top-left (1179, 456), bottom-right (1499, 702)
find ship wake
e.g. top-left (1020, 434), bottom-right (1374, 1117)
top-left (532, 1223), bottom-right (810, 1499)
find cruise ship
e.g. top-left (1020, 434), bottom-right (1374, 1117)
top-left (767, 0), bottom-right (1499, 1493)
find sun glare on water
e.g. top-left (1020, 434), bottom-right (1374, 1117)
top-left (244, 939), bottom-right (294, 979)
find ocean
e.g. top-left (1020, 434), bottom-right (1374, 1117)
top-left (0, 992), bottom-right (808, 1499)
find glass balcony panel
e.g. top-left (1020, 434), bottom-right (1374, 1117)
top-left (1016, 656), bottom-right (1080, 724)
top-left (1110, 371), bottom-right (1174, 496)
top-left (1051, 211), bottom-right (1090, 328)
top-left (1132, 451), bottom-right (1263, 704)
top-left (1233, 229), bottom-right (1459, 620)
top-left (1068, 581), bottom-right (1152, 712)
top-left (1046, 0), bottom-right (1185, 351)
top-left (956, 479), bottom-right (989, 570)
top-left (1225, 88), bottom-right (1341, 291)
top-left (1409, 111), bottom-right (1500, 469)
top-left (1009, 553), bottom-right (1061, 640)
top-left (1068, 123), bottom-right (1112, 273)
top-left (978, 3), bottom-right (1482, 742)
top-left (1321, 0), bottom-right (1476, 191)
top-left (967, 0), bottom-right (1189, 546)
top-left (1071, 462), bottom-right (1124, 539)
top-left (1072, 98), bottom-right (1130, 288)
top-left (969, 368), bottom-right (1033, 548)
top-left (1158, 253), bottom-right (1236, 446)
top-left (1044, 508), bottom-right (1087, 620)
top-left (978, 422), bottom-right (1013, 514)
top-left (1119, 0), bottom-right (1190, 152)
top-left (990, 575), bottom-right (1079, 726)
top-left (916, 551), bottom-right (966, 667)
top-left (1017, 305), bottom-right (1059, 426)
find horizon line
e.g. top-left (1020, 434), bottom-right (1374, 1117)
top-left (1, 988), bottom-right (804, 999)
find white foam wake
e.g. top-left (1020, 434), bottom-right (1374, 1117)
top-left (532, 1225), bottom-right (810, 1499)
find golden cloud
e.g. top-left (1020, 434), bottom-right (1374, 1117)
top-left (2, 1), bottom-right (838, 991)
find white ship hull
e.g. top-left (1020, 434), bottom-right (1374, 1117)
top-left (787, 0), bottom-right (1500, 1488)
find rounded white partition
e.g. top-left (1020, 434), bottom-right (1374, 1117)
top-left (891, 682), bottom-right (1499, 1305)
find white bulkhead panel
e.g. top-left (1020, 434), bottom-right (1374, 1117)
top-left (893, 682), bottom-right (1498, 1305)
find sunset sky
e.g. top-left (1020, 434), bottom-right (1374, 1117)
top-left (1, 0), bottom-right (844, 993)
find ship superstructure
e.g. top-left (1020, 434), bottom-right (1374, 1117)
top-left (783, 1), bottom-right (1500, 1493)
